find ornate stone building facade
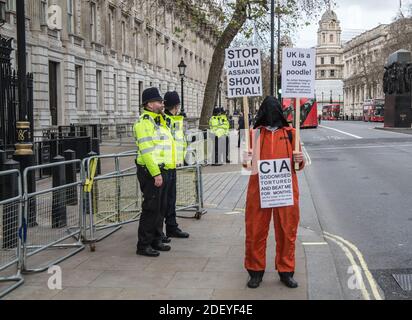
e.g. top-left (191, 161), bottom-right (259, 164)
top-left (0, 0), bottom-right (220, 130)
top-left (342, 25), bottom-right (388, 118)
top-left (315, 9), bottom-right (344, 112)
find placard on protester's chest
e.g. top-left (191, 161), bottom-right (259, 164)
top-left (281, 48), bottom-right (316, 99)
top-left (258, 159), bottom-right (294, 209)
top-left (225, 47), bottom-right (263, 98)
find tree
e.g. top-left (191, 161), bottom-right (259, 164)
top-left (198, 0), bottom-right (328, 128)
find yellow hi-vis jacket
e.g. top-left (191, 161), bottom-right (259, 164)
top-left (165, 113), bottom-right (187, 167)
top-left (209, 115), bottom-right (229, 138)
top-left (133, 110), bottom-right (176, 177)
top-left (220, 114), bottom-right (230, 135)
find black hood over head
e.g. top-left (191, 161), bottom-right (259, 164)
top-left (253, 96), bottom-right (289, 129)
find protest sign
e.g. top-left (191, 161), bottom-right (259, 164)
top-left (281, 48), bottom-right (316, 99)
top-left (258, 158), bottom-right (294, 209)
top-left (225, 47), bottom-right (263, 98)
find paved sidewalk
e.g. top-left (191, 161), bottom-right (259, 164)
top-left (3, 164), bottom-right (308, 300)
top-left (1, 136), bottom-right (329, 300)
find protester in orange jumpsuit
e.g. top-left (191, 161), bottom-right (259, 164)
top-left (244, 96), bottom-right (305, 289)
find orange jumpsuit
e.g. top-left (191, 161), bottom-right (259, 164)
top-left (244, 126), bottom-right (304, 273)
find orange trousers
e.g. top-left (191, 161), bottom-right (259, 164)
top-left (244, 127), bottom-right (302, 273)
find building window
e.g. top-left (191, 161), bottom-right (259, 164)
top-left (126, 77), bottom-right (131, 111)
top-left (6, 0), bottom-right (16, 11)
top-left (138, 81), bottom-right (143, 106)
top-left (67, 0), bottom-right (75, 34)
top-left (108, 7), bottom-right (115, 49)
top-left (90, 2), bottom-right (97, 42)
top-left (331, 57), bottom-right (335, 65)
top-left (134, 29), bottom-right (138, 59)
top-left (322, 33), bottom-right (326, 43)
top-left (75, 65), bottom-right (84, 110)
top-left (96, 70), bottom-right (103, 110)
top-left (40, 0), bottom-right (48, 26)
top-left (113, 74), bottom-right (117, 110)
top-left (321, 57), bottom-right (324, 65)
top-left (330, 70), bottom-right (335, 77)
top-left (121, 21), bottom-right (126, 53)
top-left (320, 70), bottom-right (325, 77)
top-left (330, 34), bottom-right (334, 43)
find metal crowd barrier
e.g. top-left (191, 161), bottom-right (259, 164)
top-left (186, 130), bottom-right (207, 165)
top-left (176, 162), bottom-right (206, 220)
top-left (0, 169), bottom-right (24, 298)
top-left (81, 153), bottom-right (142, 251)
top-left (21, 160), bottom-right (85, 273)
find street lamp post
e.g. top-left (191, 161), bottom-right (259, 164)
top-left (15, 0), bottom-right (36, 226)
top-left (270, 0), bottom-right (275, 96)
top-left (178, 57), bottom-right (187, 118)
top-left (330, 90), bottom-right (333, 103)
top-left (218, 80), bottom-right (222, 109)
top-left (277, 0), bottom-right (281, 101)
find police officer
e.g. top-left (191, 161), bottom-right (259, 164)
top-left (163, 91), bottom-right (190, 239)
top-left (219, 108), bottom-right (231, 163)
top-left (134, 87), bottom-right (175, 257)
top-left (209, 108), bottom-right (225, 165)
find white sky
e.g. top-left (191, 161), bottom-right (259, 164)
top-left (294, 0), bottom-right (412, 48)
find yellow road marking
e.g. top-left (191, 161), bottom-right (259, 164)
top-left (324, 234), bottom-right (371, 300)
top-left (324, 231), bottom-right (383, 300)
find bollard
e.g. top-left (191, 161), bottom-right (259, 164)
top-left (64, 149), bottom-right (78, 206)
top-left (52, 156), bottom-right (67, 228)
top-left (2, 160), bottom-right (20, 249)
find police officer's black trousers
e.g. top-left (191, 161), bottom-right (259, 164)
top-left (164, 169), bottom-right (179, 233)
top-left (211, 134), bottom-right (229, 164)
top-left (136, 166), bottom-right (170, 249)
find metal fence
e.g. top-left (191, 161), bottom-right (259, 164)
top-left (81, 153), bottom-right (142, 250)
top-left (186, 130), bottom-right (208, 165)
top-left (176, 164), bottom-right (206, 220)
top-left (21, 160), bottom-right (85, 273)
top-left (0, 169), bottom-right (24, 298)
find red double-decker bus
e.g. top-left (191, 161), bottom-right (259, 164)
top-left (363, 99), bottom-right (384, 122)
top-left (322, 104), bottom-right (341, 120)
top-left (282, 98), bottom-right (318, 129)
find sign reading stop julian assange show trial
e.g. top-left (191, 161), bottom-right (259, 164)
top-left (225, 47), bottom-right (262, 98)
top-left (281, 48), bottom-right (316, 98)
top-left (258, 159), bottom-right (294, 209)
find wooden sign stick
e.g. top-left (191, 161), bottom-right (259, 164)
top-left (243, 96), bottom-right (250, 151)
top-left (294, 97), bottom-right (301, 171)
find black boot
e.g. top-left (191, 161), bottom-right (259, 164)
top-left (279, 272), bottom-right (298, 288)
top-left (247, 270), bottom-right (264, 289)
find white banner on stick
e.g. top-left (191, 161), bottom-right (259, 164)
top-left (225, 47), bottom-right (263, 98)
top-left (281, 48), bottom-right (316, 98)
top-left (258, 158), bottom-right (294, 209)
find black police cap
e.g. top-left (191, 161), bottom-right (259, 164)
top-left (142, 87), bottom-right (163, 105)
top-left (164, 91), bottom-right (181, 109)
